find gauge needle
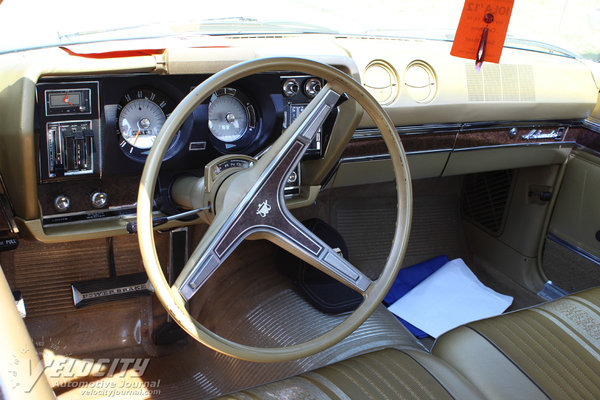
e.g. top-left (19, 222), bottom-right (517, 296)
top-left (132, 130), bottom-right (141, 146)
top-left (63, 93), bottom-right (73, 106)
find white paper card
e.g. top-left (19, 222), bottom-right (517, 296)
top-left (388, 258), bottom-right (513, 338)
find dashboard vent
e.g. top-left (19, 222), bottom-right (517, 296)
top-left (462, 170), bottom-right (514, 236)
top-left (405, 61), bottom-right (438, 103)
top-left (362, 60), bottom-right (399, 104)
top-left (465, 64), bottom-right (535, 102)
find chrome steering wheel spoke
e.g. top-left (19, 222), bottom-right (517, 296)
top-left (263, 212), bottom-right (372, 293)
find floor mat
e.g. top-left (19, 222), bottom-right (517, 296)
top-left (331, 178), bottom-right (463, 280)
top-left (542, 238), bottom-right (600, 293)
top-left (45, 240), bottom-right (421, 399)
top-left (327, 178), bottom-right (544, 316)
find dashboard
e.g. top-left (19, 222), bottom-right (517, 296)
top-left (35, 73), bottom-right (327, 226)
top-left (0, 34), bottom-right (598, 243)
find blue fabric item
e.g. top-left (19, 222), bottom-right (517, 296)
top-left (384, 255), bottom-right (449, 338)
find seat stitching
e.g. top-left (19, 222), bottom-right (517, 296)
top-left (465, 326), bottom-right (552, 399)
top-left (398, 351), bottom-right (456, 400)
top-left (533, 307), bottom-right (600, 360)
top-left (526, 313), bottom-right (600, 398)
top-left (341, 356), bottom-right (394, 400)
top-left (498, 316), bottom-right (587, 398)
top-left (531, 309), bottom-right (600, 394)
top-left (490, 316), bottom-right (591, 398)
top-left (371, 351), bottom-right (443, 400)
top-left (360, 353), bottom-right (411, 396)
top-left (325, 361), bottom-right (378, 400)
top-left (237, 390), bottom-right (263, 400)
top-left (488, 320), bottom-right (567, 392)
top-left (299, 373), bottom-right (351, 400)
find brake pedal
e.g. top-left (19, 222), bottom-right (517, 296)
top-left (71, 272), bottom-right (153, 308)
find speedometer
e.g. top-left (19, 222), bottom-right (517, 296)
top-left (208, 93), bottom-right (248, 142)
top-left (207, 88), bottom-right (258, 152)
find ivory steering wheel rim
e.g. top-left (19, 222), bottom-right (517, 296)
top-left (137, 57), bottom-right (412, 363)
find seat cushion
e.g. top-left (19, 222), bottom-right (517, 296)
top-left (433, 286), bottom-right (600, 400)
top-left (218, 349), bottom-right (484, 400)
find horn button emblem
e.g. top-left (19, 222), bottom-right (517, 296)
top-left (256, 200), bottom-right (272, 218)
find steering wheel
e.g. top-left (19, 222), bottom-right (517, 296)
top-left (137, 57), bottom-right (412, 363)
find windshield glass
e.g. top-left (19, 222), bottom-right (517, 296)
top-left (1, 0), bottom-right (599, 61)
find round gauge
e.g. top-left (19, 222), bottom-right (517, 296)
top-left (116, 88), bottom-right (178, 160)
top-left (119, 98), bottom-right (165, 149)
top-left (208, 94), bottom-right (247, 142)
top-left (208, 88), bottom-right (257, 150)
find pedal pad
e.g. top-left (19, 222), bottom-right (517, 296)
top-left (71, 272), bottom-right (153, 308)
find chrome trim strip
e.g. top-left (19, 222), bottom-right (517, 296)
top-left (42, 203), bottom-right (138, 220)
top-left (460, 120), bottom-right (578, 132)
top-left (583, 119), bottom-right (600, 134)
top-left (352, 130), bottom-right (381, 139)
top-left (339, 148), bottom-right (452, 164)
top-left (575, 145), bottom-right (600, 159)
top-left (406, 149), bottom-right (453, 155)
top-left (453, 142), bottom-right (574, 152)
top-left (547, 233), bottom-right (600, 267)
top-left (339, 154), bottom-right (390, 163)
top-left (353, 120), bottom-right (581, 139)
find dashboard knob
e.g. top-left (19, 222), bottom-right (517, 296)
top-left (91, 191), bottom-right (108, 208)
top-left (288, 171), bottom-right (298, 184)
top-left (304, 78), bottom-right (322, 98)
top-left (282, 79), bottom-right (300, 97)
top-left (54, 195), bottom-right (71, 212)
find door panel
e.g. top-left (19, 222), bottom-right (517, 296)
top-left (544, 149), bottom-right (600, 291)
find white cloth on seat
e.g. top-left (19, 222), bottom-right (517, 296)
top-left (388, 258), bottom-right (513, 338)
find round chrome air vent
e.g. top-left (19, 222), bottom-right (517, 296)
top-left (362, 60), bottom-right (399, 105)
top-left (404, 61), bottom-right (437, 103)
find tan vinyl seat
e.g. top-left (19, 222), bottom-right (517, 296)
top-left (219, 348), bottom-right (485, 399)
top-left (220, 286), bottom-right (600, 400)
top-left (433, 286), bottom-right (600, 399)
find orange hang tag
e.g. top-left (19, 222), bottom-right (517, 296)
top-left (451, 0), bottom-right (514, 65)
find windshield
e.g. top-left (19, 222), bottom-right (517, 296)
top-left (1, 0), bottom-right (599, 61)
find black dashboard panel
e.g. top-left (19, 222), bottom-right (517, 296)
top-left (35, 72), bottom-right (327, 224)
top-left (37, 73), bottom-right (286, 179)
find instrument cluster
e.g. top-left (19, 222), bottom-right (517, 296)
top-left (35, 72), bottom-right (327, 223)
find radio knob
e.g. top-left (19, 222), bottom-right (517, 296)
top-left (54, 195), bottom-right (71, 212)
top-left (91, 191), bottom-right (108, 208)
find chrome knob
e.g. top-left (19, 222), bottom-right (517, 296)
top-left (304, 78), bottom-right (322, 98)
top-left (283, 79), bottom-right (299, 97)
top-left (288, 171), bottom-right (298, 184)
top-left (54, 195), bottom-right (70, 212)
top-left (91, 191), bottom-right (108, 208)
